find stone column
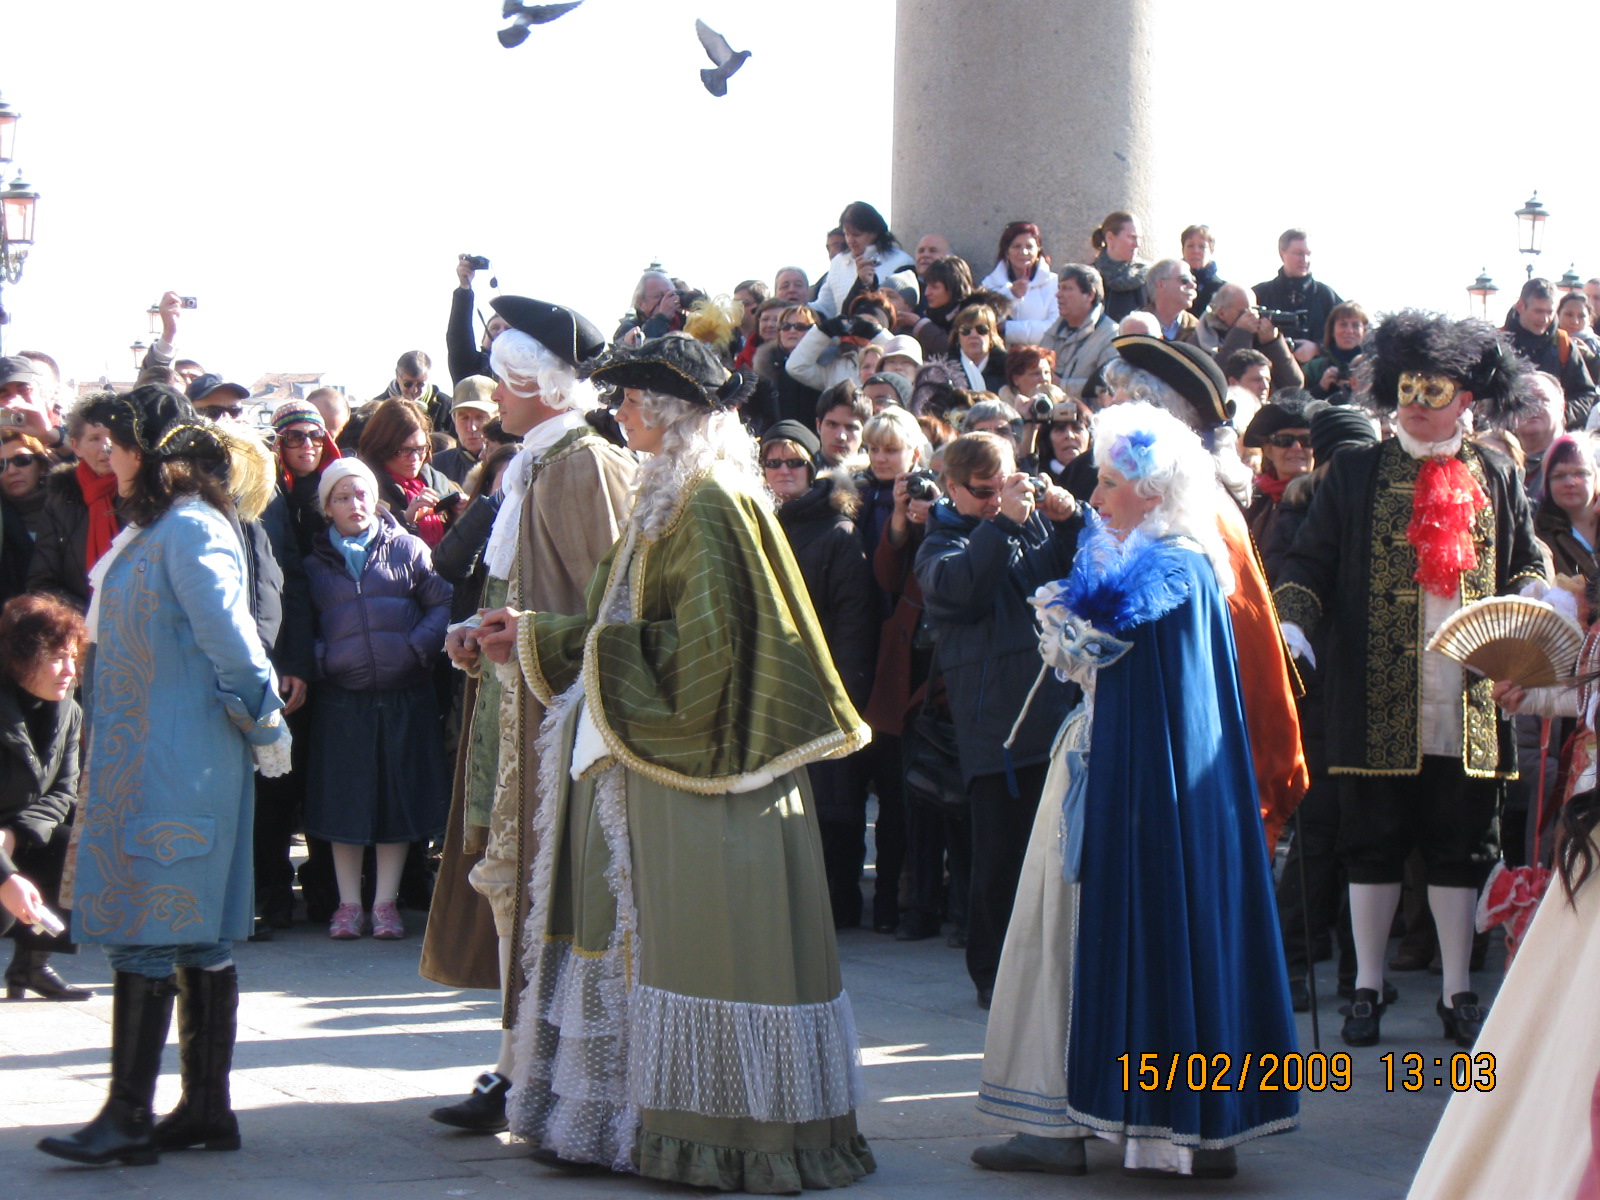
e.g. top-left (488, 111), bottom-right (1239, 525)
top-left (891, 0), bottom-right (1159, 284)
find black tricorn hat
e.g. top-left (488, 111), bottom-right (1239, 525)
top-left (1112, 333), bottom-right (1232, 428)
top-left (585, 334), bottom-right (751, 410)
top-left (490, 295), bottom-right (606, 368)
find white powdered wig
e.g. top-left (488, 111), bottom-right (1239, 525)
top-left (1093, 400), bottom-right (1235, 595)
top-left (629, 390), bottom-right (763, 542)
top-left (489, 329), bottom-right (599, 413)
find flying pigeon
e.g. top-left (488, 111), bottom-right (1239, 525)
top-left (498, 0), bottom-right (584, 48)
top-left (695, 19), bottom-right (749, 97)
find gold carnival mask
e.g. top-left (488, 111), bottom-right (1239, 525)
top-left (1396, 371), bottom-right (1460, 410)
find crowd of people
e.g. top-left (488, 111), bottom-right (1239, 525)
top-left (4, 197), bottom-right (1600, 1191)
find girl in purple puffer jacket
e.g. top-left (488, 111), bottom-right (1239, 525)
top-left (302, 459), bottom-right (452, 941)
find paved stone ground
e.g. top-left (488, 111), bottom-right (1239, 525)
top-left (1, 898), bottom-right (1497, 1200)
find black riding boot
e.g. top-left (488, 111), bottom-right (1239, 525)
top-left (153, 965), bottom-right (241, 1151)
top-left (37, 971), bottom-right (176, 1166)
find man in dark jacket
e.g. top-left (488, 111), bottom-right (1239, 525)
top-left (1253, 228), bottom-right (1343, 359)
top-left (1274, 312), bottom-right (1544, 1050)
top-left (370, 350), bottom-right (453, 433)
top-left (1502, 277), bottom-right (1599, 428)
top-left (915, 431), bottom-right (1081, 1008)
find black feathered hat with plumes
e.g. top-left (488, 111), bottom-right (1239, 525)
top-left (1364, 310), bottom-right (1535, 429)
top-left (584, 333), bottom-right (753, 411)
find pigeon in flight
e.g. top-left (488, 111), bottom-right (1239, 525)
top-left (498, 0), bottom-right (584, 48)
top-left (695, 19), bottom-right (750, 96)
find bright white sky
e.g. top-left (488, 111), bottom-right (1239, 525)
top-left (4, 2), bottom-right (1598, 398)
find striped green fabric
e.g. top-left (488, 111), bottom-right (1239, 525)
top-left (529, 470), bottom-right (867, 793)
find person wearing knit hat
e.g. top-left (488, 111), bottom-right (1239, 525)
top-left (861, 371), bottom-right (912, 411)
top-left (1273, 311), bottom-right (1546, 1051)
top-left (420, 296), bottom-right (637, 1137)
top-left (314, 457), bottom-right (378, 517)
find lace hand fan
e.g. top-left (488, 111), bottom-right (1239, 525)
top-left (1426, 595), bottom-right (1583, 688)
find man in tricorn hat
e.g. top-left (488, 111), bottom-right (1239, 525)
top-left (1273, 311), bottom-right (1545, 1050)
top-left (420, 297), bottom-right (636, 1132)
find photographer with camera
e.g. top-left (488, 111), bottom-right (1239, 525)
top-left (785, 292), bottom-right (896, 396)
top-left (613, 269), bottom-right (685, 347)
top-left (1186, 282), bottom-right (1305, 394)
top-left (1304, 302), bottom-right (1370, 399)
top-left (914, 431), bottom-right (1081, 1008)
top-left (1252, 228), bottom-right (1343, 363)
top-left (448, 255), bottom-right (509, 386)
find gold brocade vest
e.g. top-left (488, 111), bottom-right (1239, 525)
top-left (1355, 440), bottom-right (1500, 777)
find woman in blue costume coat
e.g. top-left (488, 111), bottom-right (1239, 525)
top-left (974, 401), bottom-right (1297, 1179)
top-left (38, 386), bottom-right (288, 1169)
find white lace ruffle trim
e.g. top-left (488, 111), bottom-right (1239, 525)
top-left (628, 985), bottom-right (865, 1123)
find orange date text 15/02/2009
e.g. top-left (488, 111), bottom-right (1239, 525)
top-left (1115, 1052), bottom-right (1498, 1093)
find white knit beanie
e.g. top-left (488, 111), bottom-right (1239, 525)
top-left (316, 457), bottom-right (380, 515)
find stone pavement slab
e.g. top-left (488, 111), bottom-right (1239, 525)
top-left (1, 917), bottom-right (1492, 1199)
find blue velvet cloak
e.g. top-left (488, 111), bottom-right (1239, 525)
top-left (1064, 541), bottom-right (1299, 1147)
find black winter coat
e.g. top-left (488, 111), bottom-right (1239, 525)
top-left (0, 679), bottom-right (81, 885)
top-left (775, 474), bottom-right (876, 708)
top-left (915, 498), bottom-right (1081, 782)
top-left (306, 509), bottom-right (453, 692)
top-left (754, 342), bottom-right (822, 429)
top-left (26, 465), bottom-right (97, 608)
top-left (447, 287), bottom-right (494, 386)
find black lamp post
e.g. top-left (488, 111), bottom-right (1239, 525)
top-left (130, 340), bottom-right (147, 371)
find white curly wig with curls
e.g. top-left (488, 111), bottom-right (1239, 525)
top-left (628, 390), bottom-right (764, 542)
top-left (488, 330), bottom-right (599, 413)
top-left (1092, 400), bottom-right (1234, 595)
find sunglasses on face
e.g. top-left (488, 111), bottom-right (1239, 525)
top-left (0, 453), bottom-right (41, 471)
top-left (278, 430), bottom-right (327, 448)
top-left (762, 457), bottom-right (811, 471)
top-left (779, 322), bottom-right (812, 333)
top-left (959, 481), bottom-right (1001, 500)
top-left (960, 324), bottom-right (991, 337)
top-left (1265, 433), bottom-right (1312, 449)
top-left (199, 405), bottom-right (244, 420)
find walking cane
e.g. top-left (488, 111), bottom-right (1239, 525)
top-left (1291, 806), bottom-right (1320, 1051)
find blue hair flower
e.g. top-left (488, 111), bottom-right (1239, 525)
top-left (1107, 428), bottom-right (1161, 481)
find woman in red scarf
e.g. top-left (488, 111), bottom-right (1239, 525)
top-left (1242, 394), bottom-right (1314, 551)
top-left (25, 402), bottom-right (120, 609)
top-left (357, 399), bottom-right (460, 549)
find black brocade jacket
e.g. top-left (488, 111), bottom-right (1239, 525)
top-left (1273, 438), bottom-right (1544, 779)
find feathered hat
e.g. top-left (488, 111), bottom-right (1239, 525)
top-left (1365, 310), bottom-right (1534, 428)
top-left (584, 333), bottom-right (752, 411)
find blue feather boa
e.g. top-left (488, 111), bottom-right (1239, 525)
top-left (1042, 510), bottom-right (1196, 635)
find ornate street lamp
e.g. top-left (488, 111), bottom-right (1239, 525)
top-left (1466, 269), bottom-right (1499, 321)
top-left (0, 175), bottom-right (37, 282)
top-left (146, 304), bottom-right (161, 335)
top-left (130, 340), bottom-right (147, 370)
top-left (1559, 264), bottom-right (1583, 295)
top-left (0, 95), bottom-right (18, 165)
top-left (1515, 192), bottom-right (1548, 277)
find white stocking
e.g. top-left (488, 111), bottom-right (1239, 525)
top-left (1348, 882), bottom-right (1403, 994)
top-left (494, 934), bottom-right (515, 1077)
top-left (1428, 884), bottom-right (1478, 1003)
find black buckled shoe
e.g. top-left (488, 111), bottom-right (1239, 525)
top-left (429, 1071), bottom-right (511, 1133)
top-left (1340, 987), bottom-right (1386, 1047)
top-left (1438, 992), bottom-right (1487, 1048)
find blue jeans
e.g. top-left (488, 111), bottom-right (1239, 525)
top-left (104, 940), bottom-right (233, 979)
